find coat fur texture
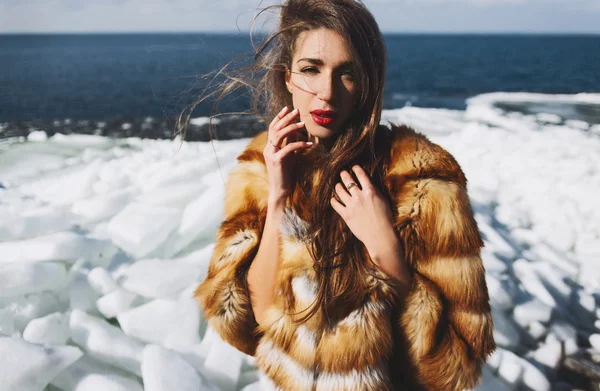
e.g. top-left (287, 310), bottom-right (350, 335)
top-left (194, 124), bottom-right (496, 391)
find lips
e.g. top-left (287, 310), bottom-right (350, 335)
top-left (310, 109), bottom-right (337, 126)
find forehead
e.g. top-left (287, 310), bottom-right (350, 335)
top-left (292, 28), bottom-right (352, 63)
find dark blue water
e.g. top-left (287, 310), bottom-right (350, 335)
top-left (1, 33), bottom-right (599, 121)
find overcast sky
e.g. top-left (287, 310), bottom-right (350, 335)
top-left (1, 0), bottom-right (599, 34)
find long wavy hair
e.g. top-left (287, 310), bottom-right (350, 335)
top-left (179, 0), bottom-right (393, 324)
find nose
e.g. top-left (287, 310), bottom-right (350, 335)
top-left (316, 72), bottom-right (335, 102)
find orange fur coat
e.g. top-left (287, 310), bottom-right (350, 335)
top-left (194, 124), bottom-right (495, 391)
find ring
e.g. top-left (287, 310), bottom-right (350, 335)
top-left (345, 182), bottom-right (357, 190)
top-left (269, 139), bottom-right (279, 148)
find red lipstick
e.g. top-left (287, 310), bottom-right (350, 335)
top-left (310, 109), bottom-right (337, 126)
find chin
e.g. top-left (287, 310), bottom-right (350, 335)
top-left (306, 125), bottom-right (339, 141)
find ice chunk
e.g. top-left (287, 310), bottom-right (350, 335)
top-left (513, 299), bottom-right (552, 326)
top-left (533, 340), bottom-right (562, 370)
top-left (0, 262), bottom-right (67, 298)
top-left (590, 334), bottom-right (600, 352)
top-left (0, 231), bottom-right (116, 265)
top-left (87, 267), bottom-right (118, 296)
top-left (28, 130), bottom-right (48, 142)
top-left (0, 207), bottom-right (73, 241)
top-left (117, 298), bottom-right (201, 348)
top-left (487, 274), bottom-right (516, 311)
top-left (470, 366), bottom-right (511, 390)
top-left (51, 355), bottom-right (143, 391)
top-left (480, 248), bottom-right (508, 276)
top-left (238, 370), bottom-right (260, 389)
top-left (0, 337), bottom-right (82, 391)
top-left (241, 382), bottom-right (260, 391)
top-left (107, 203), bottom-right (181, 258)
top-left (69, 309), bottom-right (144, 376)
top-left (497, 349), bottom-right (523, 387)
top-left (0, 292), bottom-right (63, 331)
top-left (69, 270), bottom-right (101, 315)
top-left (72, 189), bottom-right (134, 223)
top-left (160, 176), bottom-right (224, 257)
top-left (137, 182), bottom-right (206, 206)
top-left (142, 345), bottom-right (217, 391)
top-left (23, 312), bottom-right (70, 345)
top-left (96, 288), bottom-right (141, 319)
top-left (492, 309), bottom-right (522, 350)
top-left (0, 308), bottom-right (17, 337)
top-left (118, 259), bottom-right (202, 299)
top-left (512, 259), bottom-right (557, 308)
top-left (203, 337), bottom-right (244, 391)
top-left (521, 358), bottom-right (551, 391)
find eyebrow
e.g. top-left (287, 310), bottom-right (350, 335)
top-left (296, 58), bottom-right (353, 68)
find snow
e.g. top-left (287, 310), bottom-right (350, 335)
top-left (0, 92), bottom-right (599, 390)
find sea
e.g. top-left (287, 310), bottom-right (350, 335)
top-left (0, 33), bottom-right (599, 141)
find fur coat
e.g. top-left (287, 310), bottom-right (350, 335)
top-left (194, 124), bottom-right (496, 391)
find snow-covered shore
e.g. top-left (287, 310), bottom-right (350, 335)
top-left (1, 92), bottom-right (599, 391)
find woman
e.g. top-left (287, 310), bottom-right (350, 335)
top-left (193, 0), bottom-right (495, 390)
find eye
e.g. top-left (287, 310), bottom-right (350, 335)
top-left (300, 67), bottom-right (318, 74)
top-left (342, 70), bottom-right (355, 80)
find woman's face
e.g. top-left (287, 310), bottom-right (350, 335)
top-left (285, 28), bottom-right (358, 144)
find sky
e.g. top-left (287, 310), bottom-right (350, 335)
top-left (0, 0), bottom-right (599, 34)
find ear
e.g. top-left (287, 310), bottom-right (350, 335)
top-left (285, 69), bottom-right (293, 94)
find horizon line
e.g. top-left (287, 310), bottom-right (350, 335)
top-left (1, 30), bottom-right (599, 36)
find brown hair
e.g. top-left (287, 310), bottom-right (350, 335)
top-left (179, 0), bottom-right (392, 324)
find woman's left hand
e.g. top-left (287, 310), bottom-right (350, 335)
top-left (330, 165), bottom-right (398, 255)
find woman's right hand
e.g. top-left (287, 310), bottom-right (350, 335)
top-left (264, 106), bottom-right (313, 205)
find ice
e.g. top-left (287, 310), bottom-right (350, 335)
top-left (69, 270), bottom-right (102, 314)
top-left (203, 337), bottom-right (244, 391)
top-left (591, 334), bottom-right (600, 352)
top-left (107, 203), bottom-right (181, 258)
top-left (497, 349), bottom-right (523, 387)
top-left (96, 288), bottom-right (141, 319)
top-left (0, 93), bottom-right (598, 389)
top-left (23, 312), bottom-right (70, 345)
top-left (142, 345), bottom-right (217, 391)
top-left (117, 298), bottom-right (201, 348)
top-left (491, 309), bottom-right (521, 350)
top-left (117, 258), bottom-right (203, 299)
top-left (487, 274), bottom-right (516, 311)
top-left (69, 309), bottom-right (145, 376)
top-left (0, 231), bottom-right (117, 265)
top-left (28, 130), bottom-right (49, 142)
top-left (0, 206), bottom-right (73, 241)
top-left (0, 292), bottom-right (63, 331)
top-left (533, 340), bottom-right (562, 370)
top-left (0, 308), bottom-right (18, 337)
top-left (50, 355), bottom-right (143, 391)
top-left (72, 189), bottom-right (134, 223)
top-left (0, 337), bottom-right (82, 391)
top-left (513, 299), bottom-right (553, 326)
top-left (87, 267), bottom-right (118, 296)
top-left (0, 262), bottom-right (67, 298)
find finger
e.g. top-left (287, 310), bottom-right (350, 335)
top-left (340, 170), bottom-right (360, 194)
top-left (351, 165), bottom-right (371, 190)
top-left (273, 140), bottom-right (313, 159)
top-left (330, 196), bottom-right (345, 216)
top-left (274, 108), bottom-right (299, 132)
top-left (270, 106), bottom-right (289, 129)
top-left (334, 182), bottom-right (352, 204)
top-left (270, 122), bottom-right (305, 149)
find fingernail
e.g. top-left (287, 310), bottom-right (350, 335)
top-left (306, 142), bottom-right (313, 145)
top-left (280, 106), bottom-right (288, 114)
top-left (297, 121), bottom-right (304, 126)
top-left (292, 108), bottom-right (298, 114)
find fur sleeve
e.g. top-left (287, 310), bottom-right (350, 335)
top-left (193, 132), bottom-right (269, 356)
top-left (387, 126), bottom-right (496, 390)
